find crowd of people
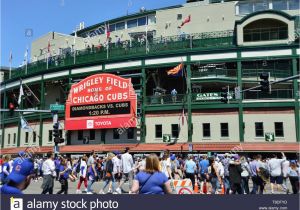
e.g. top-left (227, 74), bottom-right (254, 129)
top-left (0, 149), bottom-right (299, 195)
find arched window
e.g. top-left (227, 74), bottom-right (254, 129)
top-left (243, 18), bottom-right (288, 42)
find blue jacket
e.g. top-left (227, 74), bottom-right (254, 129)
top-left (0, 185), bottom-right (23, 194)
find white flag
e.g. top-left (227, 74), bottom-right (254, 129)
top-left (24, 48), bottom-right (28, 61)
top-left (18, 80), bottom-right (24, 105)
top-left (21, 116), bottom-right (33, 132)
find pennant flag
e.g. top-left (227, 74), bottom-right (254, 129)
top-left (167, 63), bottom-right (184, 76)
top-left (178, 15), bottom-right (191, 28)
top-left (9, 50), bottom-right (12, 63)
top-left (105, 23), bottom-right (111, 39)
top-left (47, 39), bottom-right (51, 53)
top-left (181, 109), bottom-right (185, 126)
top-left (178, 108), bottom-right (188, 127)
top-left (24, 48), bottom-right (28, 61)
top-left (18, 81), bottom-right (24, 105)
top-left (74, 31), bottom-right (77, 45)
top-left (20, 116), bottom-right (33, 132)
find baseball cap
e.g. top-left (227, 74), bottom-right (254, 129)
top-left (8, 158), bottom-right (34, 184)
top-left (233, 155), bottom-right (240, 161)
top-left (170, 154), bottom-right (176, 161)
top-left (290, 160), bottom-right (297, 164)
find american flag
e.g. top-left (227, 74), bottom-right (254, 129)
top-left (105, 23), bottom-right (111, 39)
top-left (178, 15), bottom-right (191, 28)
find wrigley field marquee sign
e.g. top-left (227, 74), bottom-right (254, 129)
top-left (65, 73), bottom-right (137, 130)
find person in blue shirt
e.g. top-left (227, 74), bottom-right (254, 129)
top-left (55, 157), bottom-right (61, 181)
top-left (87, 158), bottom-right (98, 194)
top-left (1, 158), bottom-right (34, 194)
top-left (57, 158), bottom-right (73, 194)
top-left (199, 155), bottom-right (209, 179)
top-left (131, 153), bottom-right (172, 194)
top-left (184, 155), bottom-right (197, 189)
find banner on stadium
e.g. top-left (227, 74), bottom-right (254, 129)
top-left (65, 73), bottom-right (137, 130)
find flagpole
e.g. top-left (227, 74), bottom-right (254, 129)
top-left (145, 19), bottom-right (148, 54)
top-left (25, 47), bottom-right (28, 74)
top-left (9, 50), bottom-right (12, 79)
top-left (47, 52), bottom-right (49, 69)
top-left (73, 30), bottom-right (77, 64)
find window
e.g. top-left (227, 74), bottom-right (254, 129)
top-left (116, 22), bottom-right (125, 30)
top-left (109, 24), bottom-right (116, 32)
top-left (113, 129), bottom-right (120, 139)
top-left (221, 123), bottom-right (229, 137)
top-left (138, 17), bottom-right (147, 26)
top-left (25, 132), bottom-right (29, 143)
top-left (289, 0), bottom-right (299, 9)
top-left (275, 122), bottom-right (284, 137)
top-left (33, 131), bottom-right (36, 143)
top-left (177, 14), bottom-right (182, 20)
top-left (8, 134), bottom-right (10, 145)
top-left (254, 1), bottom-right (268, 12)
top-left (255, 122), bottom-right (264, 137)
top-left (78, 130), bottom-right (83, 140)
top-left (239, 3), bottom-right (253, 14)
top-left (171, 124), bottom-right (179, 138)
top-left (127, 128), bottom-right (134, 139)
top-left (243, 19), bottom-right (288, 42)
top-left (90, 130), bottom-right (95, 140)
top-left (49, 130), bottom-right (53, 142)
top-left (13, 133), bottom-right (16, 144)
top-left (127, 19), bottom-right (137, 28)
top-left (148, 14), bottom-right (156, 25)
top-left (273, 0), bottom-right (288, 10)
top-left (155, 124), bottom-right (162, 138)
top-left (203, 123), bottom-right (211, 138)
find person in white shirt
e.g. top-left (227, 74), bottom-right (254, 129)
top-left (112, 153), bottom-right (121, 179)
top-left (281, 159), bottom-right (290, 193)
top-left (76, 154), bottom-right (88, 194)
top-left (41, 152), bottom-right (55, 194)
top-left (116, 147), bottom-right (134, 194)
top-left (267, 152), bottom-right (286, 194)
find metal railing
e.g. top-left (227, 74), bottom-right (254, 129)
top-left (146, 94), bottom-right (186, 105)
top-left (5, 30), bottom-right (235, 81)
top-left (192, 68), bottom-right (237, 78)
top-left (243, 89), bottom-right (293, 100)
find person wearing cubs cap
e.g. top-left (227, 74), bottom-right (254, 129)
top-left (0, 158), bottom-right (34, 194)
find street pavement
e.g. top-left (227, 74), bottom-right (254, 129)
top-left (22, 178), bottom-right (293, 194)
top-left (23, 178), bottom-right (130, 194)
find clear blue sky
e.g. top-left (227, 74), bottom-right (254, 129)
top-left (1, 0), bottom-right (184, 68)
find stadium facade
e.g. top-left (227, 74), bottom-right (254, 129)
top-left (1, 0), bottom-right (299, 154)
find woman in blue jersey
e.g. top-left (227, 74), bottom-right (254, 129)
top-left (131, 153), bottom-right (172, 194)
top-left (57, 158), bottom-right (74, 194)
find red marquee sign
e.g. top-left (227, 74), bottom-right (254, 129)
top-left (65, 73), bottom-right (137, 130)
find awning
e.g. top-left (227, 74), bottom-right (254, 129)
top-left (1, 143), bottom-right (298, 155)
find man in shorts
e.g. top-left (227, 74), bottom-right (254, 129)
top-left (268, 152), bottom-right (286, 194)
top-left (116, 147), bottom-right (133, 194)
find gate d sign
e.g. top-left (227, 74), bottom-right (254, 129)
top-left (265, 133), bottom-right (275, 141)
